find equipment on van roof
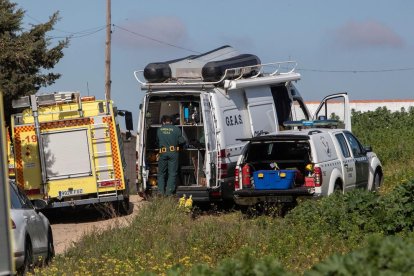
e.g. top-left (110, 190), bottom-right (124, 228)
top-left (143, 45), bottom-right (261, 83)
top-left (135, 45), bottom-right (300, 90)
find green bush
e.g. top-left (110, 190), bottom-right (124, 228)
top-left (352, 107), bottom-right (414, 192)
top-left (306, 235), bottom-right (414, 275)
top-left (285, 189), bottom-right (381, 242)
top-left (287, 180), bottom-right (414, 240)
top-left (377, 180), bottom-right (414, 234)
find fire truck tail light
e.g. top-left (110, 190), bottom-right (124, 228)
top-left (98, 180), bottom-right (120, 188)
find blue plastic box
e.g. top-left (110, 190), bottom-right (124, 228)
top-left (253, 170), bottom-right (295, 190)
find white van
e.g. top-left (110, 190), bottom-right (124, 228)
top-left (134, 46), bottom-right (343, 203)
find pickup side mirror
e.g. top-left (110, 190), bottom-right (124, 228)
top-left (364, 145), bottom-right (372, 153)
top-left (32, 199), bottom-right (47, 211)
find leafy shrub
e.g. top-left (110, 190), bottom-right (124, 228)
top-left (376, 180), bottom-right (414, 234)
top-left (352, 107), bottom-right (414, 192)
top-left (285, 189), bottom-right (381, 242)
top-left (306, 235), bottom-right (414, 275)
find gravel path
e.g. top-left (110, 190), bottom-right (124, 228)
top-left (47, 195), bottom-right (145, 254)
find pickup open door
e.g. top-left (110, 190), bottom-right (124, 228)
top-left (314, 93), bottom-right (351, 131)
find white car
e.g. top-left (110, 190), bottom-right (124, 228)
top-left (9, 181), bottom-right (54, 274)
top-left (234, 123), bottom-right (383, 206)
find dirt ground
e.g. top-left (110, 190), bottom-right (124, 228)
top-left (47, 195), bottom-right (145, 255)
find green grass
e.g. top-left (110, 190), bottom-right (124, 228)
top-left (33, 108), bottom-right (414, 275)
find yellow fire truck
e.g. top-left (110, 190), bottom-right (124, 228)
top-left (10, 92), bottom-right (133, 213)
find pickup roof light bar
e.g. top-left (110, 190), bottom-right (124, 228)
top-left (283, 120), bottom-right (339, 128)
top-left (237, 135), bottom-right (310, 142)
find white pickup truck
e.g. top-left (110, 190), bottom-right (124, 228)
top-left (233, 122), bottom-right (383, 206)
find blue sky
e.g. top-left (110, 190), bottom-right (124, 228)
top-left (14, 0), bottom-right (414, 130)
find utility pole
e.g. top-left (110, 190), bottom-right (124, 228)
top-left (105, 0), bottom-right (111, 100)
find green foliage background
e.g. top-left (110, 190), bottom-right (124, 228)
top-left (352, 106), bottom-right (414, 192)
top-left (33, 108), bottom-right (414, 275)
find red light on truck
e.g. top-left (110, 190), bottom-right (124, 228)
top-left (98, 180), bottom-right (120, 188)
top-left (314, 167), bottom-right (322, 187)
top-left (234, 167), bottom-right (240, 189)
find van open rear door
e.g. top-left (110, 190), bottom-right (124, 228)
top-left (314, 93), bottom-right (351, 131)
top-left (245, 86), bottom-right (277, 136)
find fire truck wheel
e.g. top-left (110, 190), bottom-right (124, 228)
top-left (112, 197), bottom-right (131, 216)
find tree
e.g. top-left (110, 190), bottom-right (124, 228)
top-left (0, 0), bottom-right (68, 122)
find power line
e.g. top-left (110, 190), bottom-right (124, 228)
top-left (47, 26), bottom-right (106, 39)
top-left (113, 24), bottom-right (201, 54)
top-left (297, 67), bottom-right (414, 73)
top-left (26, 13), bottom-right (106, 39)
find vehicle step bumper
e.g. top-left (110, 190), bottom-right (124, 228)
top-left (50, 194), bottom-right (125, 208)
top-left (176, 186), bottom-right (221, 202)
top-left (234, 187), bottom-right (315, 206)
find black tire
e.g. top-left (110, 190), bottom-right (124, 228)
top-left (372, 170), bottom-right (382, 191)
top-left (18, 237), bottom-right (33, 275)
top-left (112, 197), bottom-right (131, 216)
top-left (120, 197), bottom-right (131, 215)
top-left (334, 181), bottom-right (342, 193)
top-left (45, 229), bottom-right (55, 265)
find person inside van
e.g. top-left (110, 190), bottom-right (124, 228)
top-left (157, 115), bottom-right (186, 196)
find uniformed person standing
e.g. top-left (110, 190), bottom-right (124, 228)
top-left (157, 115), bottom-right (185, 196)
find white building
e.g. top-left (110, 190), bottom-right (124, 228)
top-left (305, 99), bottom-right (414, 119)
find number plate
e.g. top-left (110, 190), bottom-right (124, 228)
top-left (58, 189), bottom-right (83, 198)
top-left (266, 196), bottom-right (293, 203)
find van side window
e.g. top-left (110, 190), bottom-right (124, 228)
top-left (335, 133), bottom-right (351, 158)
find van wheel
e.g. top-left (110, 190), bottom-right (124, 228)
top-left (45, 229), bottom-right (55, 265)
top-left (18, 237), bottom-right (33, 275)
top-left (372, 170), bottom-right (382, 191)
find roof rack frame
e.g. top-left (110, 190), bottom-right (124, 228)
top-left (133, 61), bottom-right (298, 88)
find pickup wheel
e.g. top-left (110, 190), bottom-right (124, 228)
top-left (334, 181), bottom-right (342, 194)
top-left (372, 169), bottom-right (382, 191)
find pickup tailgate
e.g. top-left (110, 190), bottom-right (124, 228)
top-left (234, 187), bottom-right (315, 205)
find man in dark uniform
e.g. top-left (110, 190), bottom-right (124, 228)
top-left (157, 115), bottom-right (185, 196)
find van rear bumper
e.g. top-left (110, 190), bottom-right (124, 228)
top-left (176, 186), bottom-right (222, 202)
top-left (234, 187), bottom-right (315, 206)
